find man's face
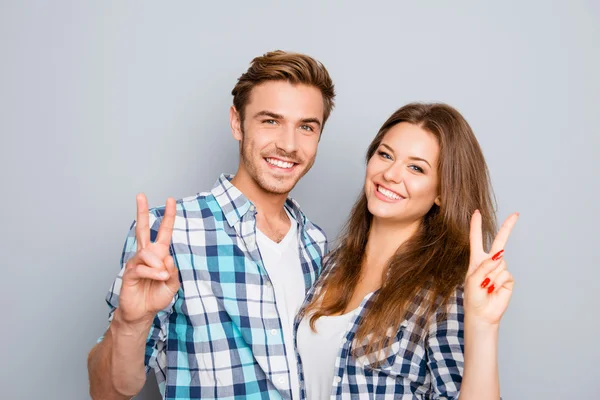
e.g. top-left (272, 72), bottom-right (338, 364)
top-left (231, 81), bottom-right (324, 195)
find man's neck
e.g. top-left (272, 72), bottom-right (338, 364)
top-left (230, 169), bottom-right (291, 241)
top-left (230, 169), bottom-right (288, 218)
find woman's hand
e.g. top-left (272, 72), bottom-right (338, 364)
top-left (464, 210), bottom-right (519, 325)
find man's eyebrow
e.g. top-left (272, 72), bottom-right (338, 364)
top-left (253, 111), bottom-right (322, 129)
top-left (253, 111), bottom-right (284, 120)
top-left (300, 118), bottom-right (322, 128)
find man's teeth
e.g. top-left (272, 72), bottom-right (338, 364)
top-left (266, 158), bottom-right (294, 169)
top-left (377, 185), bottom-right (401, 200)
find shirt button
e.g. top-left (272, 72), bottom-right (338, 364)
top-left (265, 281), bottom-right (272, 288)
top-left (270, 329), bottom-right (277, 336)
top-left (278, 376), bottom-right (285, 384)
top-left (334, 376), bottom-right (342, 384)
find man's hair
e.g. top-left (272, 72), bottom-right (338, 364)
top-left (232, 50), bottom-right (335, 129)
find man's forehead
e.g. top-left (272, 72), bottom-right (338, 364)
top-left (246, 81), bottom-right (324, 121)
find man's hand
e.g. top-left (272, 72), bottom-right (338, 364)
top-left (117, 194), bottom-right (180, 326)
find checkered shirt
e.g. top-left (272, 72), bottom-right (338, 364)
top-left (294, 264), bottom-right (465, 399)
top-left (103, 174), bottom-right (328, 399)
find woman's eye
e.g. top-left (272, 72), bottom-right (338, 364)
top-left (377, 151), bottom-right (392, 160)
top-left (409, 165), bottom-right (424, 173)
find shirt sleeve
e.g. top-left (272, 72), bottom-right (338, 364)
top-left (426, 287), bottom-right (465, 399)
top-left (100, 214), bottom-right (178, 376)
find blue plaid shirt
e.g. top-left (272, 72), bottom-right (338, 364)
top-left (294, 264), bottom-right (465, 399)
top-left (103, 174), bottom-right (328, 399)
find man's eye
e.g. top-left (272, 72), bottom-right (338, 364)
top-left (263, 119), bottom-right (277, 125)
top-left (300, 125), bottom-right (313, 132)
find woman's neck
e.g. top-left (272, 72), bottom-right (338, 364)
top-left (335, 217), bottom-right (422, 314)
top-left (364, 218), bottom-right (421, 275)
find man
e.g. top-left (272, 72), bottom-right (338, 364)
top-left (87, 50), bottom-right (336, 400)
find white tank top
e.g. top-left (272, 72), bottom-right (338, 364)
top-left (296, 309), bottom-right (357, 399)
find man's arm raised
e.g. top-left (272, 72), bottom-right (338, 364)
top-left (87, 195), bottom-right (180, 399)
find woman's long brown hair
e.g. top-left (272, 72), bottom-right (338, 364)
top-left (304, 103), bottom-right (497, 360)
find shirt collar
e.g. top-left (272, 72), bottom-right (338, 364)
top-left (210, 173), bottom-right (307, 229)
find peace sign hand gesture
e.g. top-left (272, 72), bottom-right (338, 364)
top-left (464, 210), bottom-right (519, 326)
top-left (118, 194), bottom-right (180, 326)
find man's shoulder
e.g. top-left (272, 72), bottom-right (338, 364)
top-left (147, 190), bottom-right (223, 230)
top-left (149, 190), bottom-right (214, 212)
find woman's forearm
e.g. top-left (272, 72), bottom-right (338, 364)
top-left (459, 318), bottom-right (500, 400)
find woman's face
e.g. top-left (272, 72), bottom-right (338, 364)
top-left (364, 122), bottom-right (441, 225)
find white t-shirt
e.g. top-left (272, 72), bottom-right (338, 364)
top-left (296, 309), bottom-right (357, 400)
top-left (256, 212), bottom-right (305, 400)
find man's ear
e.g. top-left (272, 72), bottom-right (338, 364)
top-left (230, 106), bottom-right (243, 141)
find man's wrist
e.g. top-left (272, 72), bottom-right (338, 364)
top-left (110, 308), bottom-right (154, 338)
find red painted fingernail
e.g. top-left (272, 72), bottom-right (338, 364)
top-left (492, 250), bottom-right (504, 261)
top-left (480, 278), bottom-right (491, 288)
top-left (487, 284), bottom-right (495, 294)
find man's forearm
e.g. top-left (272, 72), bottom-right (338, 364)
top-left (88, 309), bottom-right (152, 399)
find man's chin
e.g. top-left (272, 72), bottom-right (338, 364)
top-left (257, 174), bottom-right (299, 195)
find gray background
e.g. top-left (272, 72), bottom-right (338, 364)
top-left (1, 1), bottom-right (598, 399)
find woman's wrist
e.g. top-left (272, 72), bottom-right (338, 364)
top-left (464, 315), bottom-right (500, 334)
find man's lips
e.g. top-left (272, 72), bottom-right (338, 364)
top-left (264, 157), bottom-right (298, 170)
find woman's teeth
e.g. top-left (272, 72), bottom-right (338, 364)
top-left (377, 185), bottom-right (401, 200)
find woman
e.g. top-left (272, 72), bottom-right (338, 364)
top-left (295, 103), bottom-right (518, 399)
